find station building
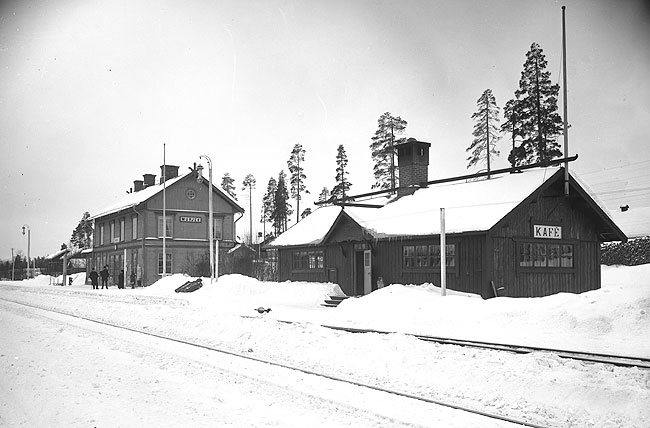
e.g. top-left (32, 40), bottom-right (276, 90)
top-left (89, 164), bottom-right (244, 286)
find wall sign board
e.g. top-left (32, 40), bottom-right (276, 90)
top-left (533, 225), bottom-right (562, 239)
top-left (180, 216), bottom-right (202, 223)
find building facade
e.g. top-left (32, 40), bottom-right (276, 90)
top-left (267, 139), bottom-right (626, 298)
top-left (90, 164), bottom-right (244, 286)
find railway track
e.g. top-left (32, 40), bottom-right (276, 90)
top-left (2, 296), bottom-right (546, 428)
top-left (312, 324), bottom-right (650, 369)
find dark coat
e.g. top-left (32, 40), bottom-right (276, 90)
top-left (100, 268), bottom-right (109, 280)
top-left (89, 270), bottom-right (99, 285)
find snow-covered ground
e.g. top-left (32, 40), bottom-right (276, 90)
top-left (1, 264), bottom-right (649, 427)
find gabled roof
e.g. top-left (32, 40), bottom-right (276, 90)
top-left (267, 167), bottom-right (626, 247)
top-left (90, 172), bottom-right (243, 219)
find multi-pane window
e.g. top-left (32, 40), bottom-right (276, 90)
top-left (213, 217), bottom-right (223, 240)
top-left (120, 218), bottom-right (125, 242)
top-left (110, 221), bottom-right (115, 242)
top-left (158, 253), bottom-right (172, 275)
top-left (519, 242), bottom-right (573, 268)
top-left (132, 216), bottom-right (138, 240)
top-left (157, 215), bottom-right (173, 238)
top-left (403, 244), bottom-right (456, 268)
top-left (99, 224), bottom-right (105, 245)
top-left (292, 250), bottom-right (324, 270)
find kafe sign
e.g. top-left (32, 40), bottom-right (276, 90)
top-left (533, 225), bottom-right (562, 239)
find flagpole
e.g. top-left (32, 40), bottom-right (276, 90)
top-left (562, 6), bottom-right (570, 196)
top-left (162, 143), bottom-right (167, 276)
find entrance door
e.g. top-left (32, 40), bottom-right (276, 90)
top-left (363, 249), bottom-right (372, 295)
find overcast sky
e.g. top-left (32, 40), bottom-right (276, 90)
top-left (1, 0), bottom-right (649, 259)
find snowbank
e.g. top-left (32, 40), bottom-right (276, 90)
top-left (9, 264), bottom-right (650, 357)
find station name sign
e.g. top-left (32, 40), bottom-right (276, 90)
top-left (533, 225), bottom-right (562, 239)
top-left (180, 216), bottom-right (202, 223)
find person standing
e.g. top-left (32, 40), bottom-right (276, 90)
top-left (100, 265), bottom-right (110, 289)
top-left (89, 268), bottom-right (99, 290)
top-left (118, 269), bottom-right (125, 289)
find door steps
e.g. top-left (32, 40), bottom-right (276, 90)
top-left (321, 295), bottom-right (349, 308)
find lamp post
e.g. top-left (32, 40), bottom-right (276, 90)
top-left (22, 224), bottom-right (31, 279)
top-left (198, 155), bottom-right (215, 283)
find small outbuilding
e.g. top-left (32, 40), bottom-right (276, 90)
top-left (266, 139), bottom-right (626, 298)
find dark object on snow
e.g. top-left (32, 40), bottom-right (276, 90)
top-left (254, 307), bottom-right (271, 314)
top-left (175, 278), bottom-right (203, 293)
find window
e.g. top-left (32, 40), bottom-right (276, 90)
top-left (403, 244), bottom-right (456, 269)
top-left (157, 215), bottom-right (173, 238)
top-left (292, 250), bottom-right (324, 270)
top-left (158, 253), bottom-right (172, 275)
top-left (132, 216), bottom-right (138, 240)
top-left (213, 217), bottom-right (223, 240)
top-left (120, 218), bottom-right (125, 242)
top-left (99, 224), bottom-right (105, 245)
top-left (519, 242), bottom-right (573, 268)
top-left (110, 221), bottom-right (115, 242)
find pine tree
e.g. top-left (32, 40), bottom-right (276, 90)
top-left (242, 174), bottom-right (256, 244)
top-left (261, 177), bottom-right (277, 236)
top-left (287, 143), bottom-right (309, 223)
top-left (331, 144), bottom-right (352, 200)
top-left (501, 99), bottom-right (525, 167)
top-left (273, 171), bottom-right (292, 235)
top-left (466, 89), bottom-right (501, 177)
top-left (70, 212), bottom-right (93, 249)
top-left (221, 172), bottom-right (237, 200)
top-left (507, 42), bottom-right (563, 166)
top-left (370, 112), bottom-right (407, 190)
top-left (318, 187), bottom-right (331, 205)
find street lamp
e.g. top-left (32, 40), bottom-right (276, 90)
top-left (22, 224), bottom-right (31, 279)
top-left (198, 155), bottom-right (215, 283)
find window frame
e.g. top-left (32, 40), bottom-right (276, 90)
top-left (157, 252), bottom-right (172, 275)
top-left (517, 240), bottom-right (575, 271)
top-left (402, 243), bottom-right (457, 271)
top-left (119, 218), bottom-right (125, 242)
top-left (132, 216), bottom-right (138, 240)
top-left (157, 215), bottom-right (173, 238)
top-left (291, 249), bottom-right (324, 271)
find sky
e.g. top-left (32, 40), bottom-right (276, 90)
top-left (1, 0), bottom-right (649, 258)
top-left (1, 264), bottom-right (649, 427)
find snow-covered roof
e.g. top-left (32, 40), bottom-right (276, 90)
top-left (45, 247), bottom-right (84, 260)
top-left (268, 167), bottom-right (607, 247)
top-left (90, 174), bottom-right (185, 219)
top-left (90, 172), bottom-right (242, 219)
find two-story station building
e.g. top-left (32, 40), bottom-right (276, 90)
top-left (89, 164), bottom-right (244, 286)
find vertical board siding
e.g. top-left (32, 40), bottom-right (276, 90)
top-left (490, 179), bottom-right (604, 297)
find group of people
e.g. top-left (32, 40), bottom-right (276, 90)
top-left (89, 265), bottom-right (127, 289)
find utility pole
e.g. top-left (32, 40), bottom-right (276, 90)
top-left (390, 122), bottom-right (395, 193)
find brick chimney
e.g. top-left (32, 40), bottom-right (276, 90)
top-left (133, 180), bottom-right (144, 192)
top-left (397, 138), bottom-right (431, 197)
top-left (143, 173), bottom-right (156, 188)
top-left (160, 165), bottom-right (179, 184)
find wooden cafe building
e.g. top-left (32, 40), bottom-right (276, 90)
top-left (266, 138), bottom-right (626, 298)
